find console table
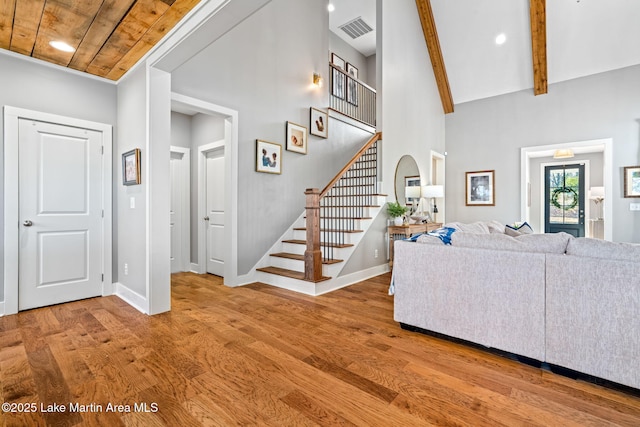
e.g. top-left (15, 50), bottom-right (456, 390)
top-left (388, 222), bottom-right (442, 268)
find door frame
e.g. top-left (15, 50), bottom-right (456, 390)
top-left (170, 146), bottom-right (191, 272)
top-left (3, 106), bottom-right (113, 316)
top-left (198, 140), bottom-right (225, 275)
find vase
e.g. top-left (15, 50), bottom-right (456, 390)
top-left (393, 216), bottom-right (403, 226)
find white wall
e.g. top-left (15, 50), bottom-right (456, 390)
top-left (116, 66), bottom-right (148, 299)
top-left (379, 0), bottom-right (446, 203)
top-left (0, 52), bottom-right (117, 304)
top-left (444, 64), bottom-right (640, 243)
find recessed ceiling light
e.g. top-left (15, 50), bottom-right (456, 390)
top-left (49, 40), bottom-right (75, 53)
top-left (328, 3), bottom-right (335, 12)
top-left (495, 33), bottom-right (507, 45)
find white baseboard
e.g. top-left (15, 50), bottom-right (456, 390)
top-left (190, 263), bottom-right (199, 273)
top-left (315, 263), bottom-right (390, 296)
top-left (114, 282), bottom-right (149, 314)
top-left (0, 301), bottom-right (5, 317)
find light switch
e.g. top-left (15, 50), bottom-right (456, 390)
top-left (130, 196), bottom-right (135, 209)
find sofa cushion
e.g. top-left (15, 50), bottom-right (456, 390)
top-left (452, 231), bottom-right (572, 254)
top-left (566, 238), bottom-right (640, 262)
top-left (444, 221), bottom-right (491, 234)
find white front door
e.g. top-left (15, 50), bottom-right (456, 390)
top-left (206, 149), bottom-right (225, 276)
top-left (18, 119), bottom-right (103, 311)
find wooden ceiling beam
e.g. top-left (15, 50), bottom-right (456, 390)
top-left (0, 0), bottom-right (17, 49)
top-left (530, 0), bottom-right (547, 95)
top-left (415, 0), bottom-right (454, 114)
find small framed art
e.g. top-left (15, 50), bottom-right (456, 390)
top-left (331, 52), bottom-right (345, 70)
top-left (332, 67), bottom-right (345, 100)
top-left (624, 166), bottom-right (640, 198)
top-left (256, 140), bottom-right (281, 174)
top-left (346, 63), bottom-right (359, 106)
top-left (286, 121), bottom-right (308, 154)
top-left (466, 170), bottom-right (495, 206)
top-left (310, 107), bottom-right (328, 138)
top-left (122, 148), bottom-right (141, 185)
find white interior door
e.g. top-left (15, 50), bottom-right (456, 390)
top-left (206, 149), bottom-right (225, 276)
top-left (18, 119), bottom-right (103, 311)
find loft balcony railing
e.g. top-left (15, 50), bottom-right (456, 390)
top-left (329, 63), bottom-right (376, 128)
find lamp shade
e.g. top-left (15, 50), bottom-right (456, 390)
top-left (421, 185), bottom-right (444, 198)
top-left (589, 186), bottom-right (605, 199)
top-left (405, 186), bottom-right (421, 199)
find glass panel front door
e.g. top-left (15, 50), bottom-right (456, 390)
top-left (544, 164), bottom-right (585, 237)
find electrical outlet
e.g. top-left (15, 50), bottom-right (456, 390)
top-left (124, 263), bottom-right (129, 275)
top-left (374, 249), bottom-right (379, 258)
top-left (630, 203), bottom-right (640, 211)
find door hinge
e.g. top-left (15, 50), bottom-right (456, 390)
top-left (101, 146), bottom-right (104, 155)
top-left (102, 209), bottom-right (104, 218)
top-left (101, 274), bottom-right (104, 282)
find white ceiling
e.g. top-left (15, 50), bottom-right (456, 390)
top-left (330, 0), bottom-right (640, 105)
top-left (329, 0), bottom-right (377, 57)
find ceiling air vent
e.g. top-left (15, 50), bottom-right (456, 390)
top-left (339, 17), bottom-right (373, 39)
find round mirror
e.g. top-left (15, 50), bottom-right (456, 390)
top-left (394, 155), bottom-right (420, 206)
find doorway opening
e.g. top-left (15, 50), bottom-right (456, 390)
top-left (170, 93), bottom-right (239, 284)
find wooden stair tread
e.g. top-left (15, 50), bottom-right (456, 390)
top-left (270, 252), bottom-right (343, 265)
top-left (293, 227), bottom-right (363, 233)
top-left (282, 239), bottom-right (353, 248)
top-left (256, 266), bottom-right (331, 283)
top-left (324, 194), bottom-right (385, 198)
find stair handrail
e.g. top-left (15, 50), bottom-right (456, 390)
top-left (304, 132), bottom-right (382, 281)
top-left (319, 131), bottom-right (382, 198)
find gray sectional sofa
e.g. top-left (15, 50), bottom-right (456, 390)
top-left (392, 222), bottom-right (640, 390)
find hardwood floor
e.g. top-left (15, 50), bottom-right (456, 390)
top-left (1, 272), bottom-right (639, 426)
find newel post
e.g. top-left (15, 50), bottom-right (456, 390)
top-left (304, 188), bottom-right (322, 282)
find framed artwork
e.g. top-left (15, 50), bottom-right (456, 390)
top-left (466, 170), bottom-right (495, 206)
top-left (624, 166), bottom-right (640, 198)
top-left (346, 63), bottom-right (358, 79)
top-left (256, 140), bottom-right (282, 174)
top-left (404, 176), bottom-right (420, 204)
top-left (286, 122), bottom-right (308, 154)
top-left (122, 148), bottom-right (141, 185)
top-left (346, 63), bottom-right (359, 106)
top-left (331, 52), bottom-right (345, 70)
top-left (332, 68), bottom-right (345, 100)
top-left (310, 107), bottom-right (328, 138)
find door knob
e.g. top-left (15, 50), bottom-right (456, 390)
top-left (23, 220), bottom-right (33, 227)
top-left (204, 216), bottom-right (210, 221)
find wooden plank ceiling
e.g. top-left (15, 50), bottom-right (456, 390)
top-left (0, 0), bottom-right (201, 81)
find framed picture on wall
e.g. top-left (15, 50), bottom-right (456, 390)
top-left (346, 63), bottom-right (359, 106)
top-left (331, 52), bottom-right (345, 70)
top-left (332, 67), bottom-right (345, 100)
top-left (256, 140), bottom-right (282, 174)
top-left (286, 121), bottom-right (308, 154)
top-left (624, 165), bottom-right (640, 197)
top-left (122, 148), bottom-right (141, 185)
top-left (466, 170), bottom-right (495, 206)
top-left (309, 107), bottom-right (328, 138)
